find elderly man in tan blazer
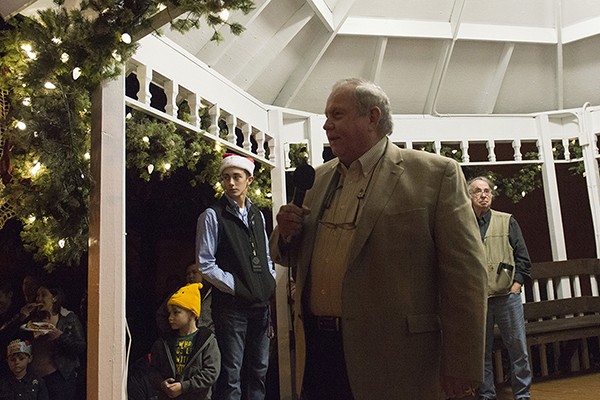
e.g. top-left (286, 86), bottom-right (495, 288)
top-left (271, 78), bottom-right (488, 400)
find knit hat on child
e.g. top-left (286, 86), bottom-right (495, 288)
top-left (168, 283), bottom-right (203, 317)
top-left (7, 339), bottom-right (32, 357)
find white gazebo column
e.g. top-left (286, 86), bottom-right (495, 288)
top-left (536, 114), bottom-right (570, 299)
top-left (88, 73), bottom-right (127, 400)
top-left (268, 108), bottom-right (294, 400)
top-left (580, 106), bottom-right (600, 258)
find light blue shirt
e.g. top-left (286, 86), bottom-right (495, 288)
top-left (195, 195), bottom-right (276, 295)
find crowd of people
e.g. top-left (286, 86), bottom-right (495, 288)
top-left (0, 273), bottom-right (86, 400)
top-left (2, 78), bottom-right (534, 400)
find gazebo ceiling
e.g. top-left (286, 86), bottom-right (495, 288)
top-left (7, 0), bottom-right (600, 115)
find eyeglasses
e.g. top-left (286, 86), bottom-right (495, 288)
top-left (471, 188), bottom-right (492, 197)
top-left (318, 185), bottom-right (365, 231)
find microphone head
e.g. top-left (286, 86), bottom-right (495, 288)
top-left (293, 163), bottom-right (316, 191)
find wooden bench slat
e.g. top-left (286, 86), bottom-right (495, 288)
top-left (524, 296), bottom-right (600, 320)
top-left (531, 258), bottom-right (600, 280)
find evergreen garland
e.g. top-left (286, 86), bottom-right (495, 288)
top-left (0, 0), bottom-right (258, 269)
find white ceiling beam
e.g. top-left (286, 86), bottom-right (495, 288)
top-left (561, 15), bottom-right (600, 44)
top-left (234, 3), bottom-right (314, 90)
top-left (273, 30), bottom-right (337, 108)
top-left (458, 23), bottom-right (556, 44)
top-left (340, 17), bottom-right (558, 44)
top-left (273, 0), bottom-right (355, 107)
top-left (197, 0), bottom-right (272, 67)
top-left (555, 0), bottom-right (564, 110)
top-left (305, 0), bottom-right (333, 31)
top-left (0, 0), bottom-right (44, 18)
top-left (340, 17), bottom-right (451, 38)
top-left (368, 36), bottom-right (388, 83)
top-left (331, 0), bottom-right (357, 30)
top-left (483, 42), bottom-right (514, 114)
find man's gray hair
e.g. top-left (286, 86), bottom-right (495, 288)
top-left (467, 176), bottom-right (495, 194)
top-left (332, 78), bottom-right (394, 136)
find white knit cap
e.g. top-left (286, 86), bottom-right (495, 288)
top-left (220, 153), bottom-right (255, 176)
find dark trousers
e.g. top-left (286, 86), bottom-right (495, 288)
top-left (44, 370), bottom-right (76, 400)
top-left (301, 314), bottom-right (354, 400)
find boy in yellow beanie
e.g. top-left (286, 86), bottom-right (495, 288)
top-left (149, 283), bottom-right (221, 400)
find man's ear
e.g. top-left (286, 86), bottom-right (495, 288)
top-left (368, 106), bottom-right (381, 130)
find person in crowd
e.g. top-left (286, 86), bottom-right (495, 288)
top-left (0, 339), bottom-right (49, 399)
top-left (468, 176), bottom-right (532, 400)
top-left (149, 283), bottom-right (220, 400)
top-left (271, 78), bottom-right (488, 400)
top-left (22, 273), bottom-right (41, 304)
top-left (0, 281), bottom-right (24, 376)
top-left (24, 283), bottom-right (86, 400)
top-left (156, 263), bottom-right (214, 334)
top-left (196, 153), bottom-right (276, 400)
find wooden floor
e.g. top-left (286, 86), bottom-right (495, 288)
top-left (496, 372), bottom-right (600, 400)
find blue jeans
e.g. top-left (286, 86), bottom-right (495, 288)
top-left (213, 306), bottom-right (271, 400)
top-left (480, 292), bottom-right (531, 400)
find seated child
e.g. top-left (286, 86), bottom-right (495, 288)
top-left (0, 339), bottom-right (49, 399)
top-left (149, 283), bottom-right (220, 400)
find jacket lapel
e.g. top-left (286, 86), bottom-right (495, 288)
top-left (346, 141), bottom-right (404, 269)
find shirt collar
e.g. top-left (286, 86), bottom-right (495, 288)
top-left (337, 136), bottom-right (388, 177)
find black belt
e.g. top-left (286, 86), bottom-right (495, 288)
top-left (315, 315), bottom-right (342, 332)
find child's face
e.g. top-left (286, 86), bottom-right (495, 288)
top-left (167, 305), bottom-right (196, 330)
top-left (7, 352), bottom-right (31, 377)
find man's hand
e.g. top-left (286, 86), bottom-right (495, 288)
top-left (510, 282), bottom-right (522, 294)
top-left (440, 375), bottom-right (479, 399)
top-left (275, 204), bottom-right (310, 242)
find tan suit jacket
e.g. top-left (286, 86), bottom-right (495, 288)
top-left (271, 140), bottom-right (487, 399)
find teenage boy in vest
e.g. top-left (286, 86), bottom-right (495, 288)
top-left (468, 176), bottom-right (532, 400)
top-left (196, 154), bottom-right (276, 400)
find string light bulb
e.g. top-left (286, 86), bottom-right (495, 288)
top-left (27, 215), bottom-right (36, 223)
top-left (84, 152), bottom-right (90, 160)
top-left (142, 136), bottom-right (150, 143)
top-left (58, 239), bottom-right (66, 248)
top-left (72, 67), bottom-right (82, 80)
top-left (61, 52), bottom-right (69, 63)
top-left (164, 163), bottom-right (172, 171)
top-left (147, 164), bottom-right (154, 174)
top-left (121, 33), bottom-right (132, 44)
top-left (217, 9), bottom-right (230, 21)
top-left (16, 121), bottom-right (26, 130)
top-left (22, 97), bottom-right (31, 106)
top-left (30, 161), bottom-right (41, 176)
top-left (44, 82), bottom-right (56, 90)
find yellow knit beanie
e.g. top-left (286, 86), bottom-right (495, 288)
top-left (168, 283), bottom-right (203, 317)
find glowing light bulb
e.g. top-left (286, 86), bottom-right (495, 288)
top-left (51, 37), bottom-right (62, 44)
top-left (44, 82), bottom-right (56, 90)
top-left (121, 33), bottom-right (132, 44)
top-left (27, 215), bottom-right (36, 223)
top-left (16, 121), bottom-right (26, 130)
top-left (22, 97), bottom-right (31, 106)
top-left (217, 9), bottom-right (230, 21)
top-left (126, 112), bottom-right (132, 120)
top-left (215, 143), bottom-right (222, 151)
top-left (61, 52), bottom-right (69, 63)
top-left (266, 193), bottom-right (272, 198)
top-left (255, 188), bottom-right (261, 195)
top-left (164, 163), bottom-right (172, 171)
top-left (142, 136), bottom-right (150, 143)
top-left (215, 182), bottom-right (222, 188)
top-left (112, 50), bottom-right (122, 62)
top-left (521, 191), bottom-right (526, 197)
top-left (84, 152), bottom-right (90, 160)
top-left (72, 67), bottom-right (81, 80)
top-left (157, 3), bottom-right (167, 11)
top-left (147, 164), bottom-right (154, 174)
top-left (30, 161), bottom-right (41, 175)
top-left (58, 239), bottom-right (65, 248)
top-left (27, 51), bottom-right (37, 60)
top-left (21, 43), bottom-right (32, 52)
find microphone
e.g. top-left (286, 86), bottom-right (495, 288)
top-left (291, 163), bottom-right (315, 207)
